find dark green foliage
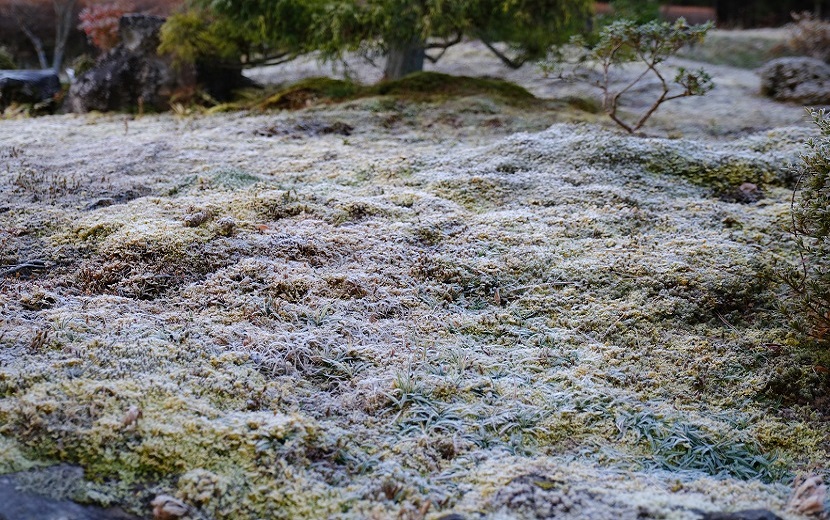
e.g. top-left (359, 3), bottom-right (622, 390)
top-left (0, 47), bottom-right (15, 69)
top-left (604, 0), bottom-right (662, 25)
top-left (615, 409), bottom-right (784, 482)
top-left (158, 8), bottom-right (261, 66)
top-left (166, 0), bottom-right (592, 79)
top-left (780, 110), bottom-right (830, 350)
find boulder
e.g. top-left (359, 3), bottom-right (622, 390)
top-left (0, 470), bottom-right (138, 520)
top-left (0, 70), bottom-right (61, 111)
top-left (758, 57), bottom-right (830, 105)
top-left (700, 510), bottom-right (783, 520)
top-left (67, 14), bottom-right (256, 113)
top-left (67, 14), bottom-right (192, 113)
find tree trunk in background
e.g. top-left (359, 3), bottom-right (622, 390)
top-left (18, 23), bottom-right (49, 69)
top-left (52, 0), bottom-right (78, 72)
top-left (383, 40), bottom-right (425, 81)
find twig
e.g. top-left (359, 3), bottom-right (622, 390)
top-left (0, 259), bottom-right (47, 278)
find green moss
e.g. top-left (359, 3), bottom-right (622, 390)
top-left (562, 95), bottom-right (603, 114)
top-left (645, 151), bottom-right (779, 195)
top-left (367, 72), bottom-right (537, 106)
top-left (210, 169), bottom-right (262, 190)
top-left (258, 72), bottom-right (539, 111)
top-left (257, 77), bottom-right (361, 110)
top-left (432, 176), bottom-right (509, 212)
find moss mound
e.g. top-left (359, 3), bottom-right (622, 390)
top-left (257, 77), bottom-right (361, 110)
top-left (368, 72), bottom-right (537, 104)
top-left (258, 72), bottom-right (539, 110)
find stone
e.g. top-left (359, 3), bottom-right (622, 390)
top-left (0, 470), bottom-right (138, 520)
top-left (150, 495), bottom-right (189, 520)
top-left (67, 14), bottom-right (256, 113)
top-left (700, 509), bottom-right (783, 520)
top-left (722, 181), bottom-right (763, 203)
top-left (757, 57), bottom-right (830, 105)
top-left (788, 475), bottom-right (826, 516)
top-left (67, 15), bottom-right (191, 113)
top-left (0, 70), bottom-right (61, 111)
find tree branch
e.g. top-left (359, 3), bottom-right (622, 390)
top-left (12, 6), bottom-right (48, 69)
top-left (479, 38), bottom-right (527, 69)
top-left (424, 33), bottom-right (462, 64)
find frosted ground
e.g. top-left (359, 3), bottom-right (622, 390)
top-left (0, 31), bottom-right (828, 519)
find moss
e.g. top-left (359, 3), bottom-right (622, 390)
top-left (0, 436), bottom-right (39, 474)
top-left (562, 95), bottom-right (603, 114)
top-left (2, 107), bottom-right (827, 518)
top-left (257, 77), bottom-right (361, 110)
top-left (209, 169), bottom-right (262, 190)
top-left (257, 72), bottom-right (539, 111)
top-left (367, 72), bottom-right (537, 107)
top-left (645, 151), bottom-right (780, 196)
top-left (431, 176), bottom-right (509, 211)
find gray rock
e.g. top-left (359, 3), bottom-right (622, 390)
top-left (67, 14), bottom-right (191, 113)
top-left (757, 57), bottom-right (830, 105)
top-left (67, 13), bottom-right (256, 113)
top-left (0, 472), bottom-right (138, 520)
top-left (700, 509), bottom-right (783, 520)
top-left (0, 70), bottom-right (61, 110)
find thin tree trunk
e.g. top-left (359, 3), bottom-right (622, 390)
top-left (52, 0), bottom-right (78, 73)
top-left (18, 22), bottom-right (49, 69)
top-left (383, 39), bottom-right (425, 81)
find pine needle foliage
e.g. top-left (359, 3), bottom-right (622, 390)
top-left (781, 109), bottom-right (830, 349)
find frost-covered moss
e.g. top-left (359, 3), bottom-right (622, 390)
top-left (0, 107), bottom-right (825, 519)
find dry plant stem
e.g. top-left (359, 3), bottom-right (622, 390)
top-left (0, 260), bottom-right (47, 278)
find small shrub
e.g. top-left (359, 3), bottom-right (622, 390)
top-left (78, 2), bottom-right (128, 52)
top-left (68, 54), bottom-right (96, 76)
top-left (0, 46), bottom-right (16, 69)
top-left (544, 18), bottom-right (713, 133)
top-left (603, 0), bottom-right (661, 25)
top-left (158, 9), bottom-right (248, 67)
top-left (780, 110), bottom-right (830, 349)
top-left (786, 12), bottom-right (830, 63)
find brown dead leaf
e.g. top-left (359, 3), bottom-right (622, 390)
top-left (789, 474), bottom-right (826, 516)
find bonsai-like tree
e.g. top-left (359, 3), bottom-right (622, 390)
top-left (163, 0), bottom-right (593, 80)
top-left (544, 18), bottom-right (713, 133)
